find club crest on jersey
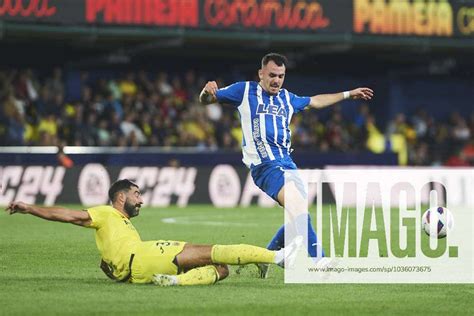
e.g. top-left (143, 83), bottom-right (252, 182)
top-left (256, 103), bottom-right (287, 117)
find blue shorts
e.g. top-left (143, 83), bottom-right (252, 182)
top-left (250, 157), bottom-right (305, 203)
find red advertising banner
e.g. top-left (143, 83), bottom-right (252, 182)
top-left (0, 0), bottom-right (57, 18)
top-left (200, 0), bottom-right (337, 32)
top-left (0, 0), bottom-right (471, 37)
top-left (85, 0), bottom-right (200, 27)
top-left (0, 0), bottom-right (348, 33)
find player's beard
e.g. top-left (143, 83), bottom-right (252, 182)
top-left (124, 199), bottom-right (140, 218)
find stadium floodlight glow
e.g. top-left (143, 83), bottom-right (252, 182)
top-left (284, 168), bottom-right (474, 284)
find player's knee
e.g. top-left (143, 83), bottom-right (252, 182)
top-left (216, 264), bottom-right (229, 280)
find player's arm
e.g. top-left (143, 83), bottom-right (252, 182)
top-left (5, 201), bottom-right (91, 227)
top-left (199, 81), bottom-right (219, 105)
top-left (309, 87), bottom-right (374, 109)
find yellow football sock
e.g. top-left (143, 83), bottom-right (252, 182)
top-left (176, 265), bottom-right (219, 286)
top-left (211, 244), bottom-right (276, 265)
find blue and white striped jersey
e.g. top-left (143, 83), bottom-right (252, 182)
top-left (216, 81), bottom-right (311, 168)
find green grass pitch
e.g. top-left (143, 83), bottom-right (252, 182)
top-left (1, 205), bottom-right (472, 315)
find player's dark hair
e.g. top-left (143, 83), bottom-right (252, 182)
top-left (108, 179), bottom-right (138, 202)
top-left (261, 53), bottom-right (288, 68)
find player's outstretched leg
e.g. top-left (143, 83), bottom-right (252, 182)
top-left (279, 182), bottom-right (325, 258)
top-left (153, 265), bottom-right (228, 286)
top-left (176, 243), bottom-right (283, 268)
top-left (211, 244), bottom-right (280, 265)
top-left (258, 182), bottom-right (325, 279)
top-left (155, 243), bottom-right (293, 286)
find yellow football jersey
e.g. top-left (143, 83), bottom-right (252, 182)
top-left (86, 205), bottom-right (141, 281)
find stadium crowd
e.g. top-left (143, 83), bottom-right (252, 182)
top-left (0, 68), bottom-right (472, 166)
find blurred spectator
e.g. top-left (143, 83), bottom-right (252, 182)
top-left (461, 140), bottom-right (474, 165)
top-left (119, 72), bottom-right (138, 96)
top-left (155, 72), bottom-right (173, 96)
top-left (386, 113), bottom-right (417, 144)
top-left (325, 109), bottom-right (351, 152)
top-left (3, 93), bottom-right (25, 145)
top-left (410, 143), bottom-right (430, 166)
top-left (37, 113), bottom-right (58, 146)
top-left (45, 67), bottom-right (64, 96)
top-left (105, 92), bottom-right (124, 120)
top-left (120, 112), bottom-right (146, 145)
top-left (14, 69), bottom-right (39, 102)
top-left (411, 108), bottom-right (428, 139)
top-left (97, 119), bottom-right (112, 146)
top-left (444, 149), bottom-right (470, 167)
top-left (366, 115), bottom-right (385, 154)
top-left (206, 102), bottom-right (223, 122)
top-left (172, 76), bottom-right (188, 104)
top-left (354, 103), bottom-right (370, 129)
top-left (82, 112), bottom-right (99, 146)
top-left (184, 70), bottom-right (200, 99)
top-left (451, 115), bottom-right (470, 142)
top-left (108, 78), bottom-right (122, 100)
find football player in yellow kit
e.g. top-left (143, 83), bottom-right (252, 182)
top-left (5, 179), bottom-right (300, 286)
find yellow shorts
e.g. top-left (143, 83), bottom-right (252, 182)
top-left (131, 240), bottom-right (186, 284)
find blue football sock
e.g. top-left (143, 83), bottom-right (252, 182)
top-left (267, 214), bottom-right (325, 258)
top-left (267, 224), bottom-right (285, 250)
top-left (295, 213), bottom-right (325, 258)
